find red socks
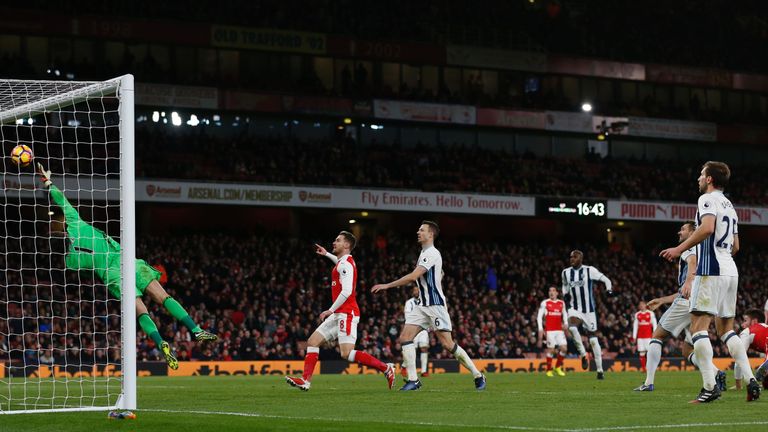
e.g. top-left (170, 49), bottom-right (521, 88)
top-left (351, 350), bottom-right (387, 372)
top-left (302, 350), bottom-right (319, 381)
top-left (546, 355), bottom-right (553, 371)
top-left (556, 353), bottom-right (564, 368)
top-left (640, 354), bottom-right (647, 371)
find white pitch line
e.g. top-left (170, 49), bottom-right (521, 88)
top-left (572, 422), bottom-right (768, 432)
top-left (143, 408), bottom-right (571, 431)
top-left (143, 409), bottom-right (768, 432)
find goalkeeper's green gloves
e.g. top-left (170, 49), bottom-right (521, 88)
top-left (37, 162), bottom-right (52, 187)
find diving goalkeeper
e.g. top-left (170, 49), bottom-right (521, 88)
top-left (37, 163), bottom-right (217, 369)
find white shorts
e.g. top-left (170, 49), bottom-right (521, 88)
top-left (689, 275), bottom-right (738, 318)
top-left (637, 338), bottom-right (651, 352)
top-left (414, 330), bottom-right (429, 348)
top-left (659, 296), bottom-right (691, 338)
top-left (406, 305), bottom-right (453, 332)
top-left (546, 330), bottom-right (567, 348)
top-left (316, 312), bottom-right (359, 345)
top-left (567, 309), bottom-right (598, 332)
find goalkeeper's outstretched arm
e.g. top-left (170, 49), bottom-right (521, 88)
top-left (38, 163), bottom-right (84, 225)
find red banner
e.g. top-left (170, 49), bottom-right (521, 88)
top-left (732, 73), bottom-right (768, 92)
top-left (608, 200), bottom-right (768, 226)
top-left (476, 108), bottom-right (547, 129)
top-left (647, 64), bottom-right (732, 87)
top-left (78, 18), bottom-right (209, 45)
top-left (718, 124), bottom-right (768, 146)
top-left (548, 56), bottom-right (645, 81)
top-left (328, 37), bottom-right (444, 64)
top-left (223, 91), bottom-right (283, 112)
top-left (282, 95), bottom-right (354, 115)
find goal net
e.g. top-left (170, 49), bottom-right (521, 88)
top-left (0, 76), bottom-right (136, 413)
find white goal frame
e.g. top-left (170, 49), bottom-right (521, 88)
top-left (0, 75), bottom-right (136, 413)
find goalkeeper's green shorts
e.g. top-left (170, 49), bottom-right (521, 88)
top-left (106, 259), bottom-right (162, 299)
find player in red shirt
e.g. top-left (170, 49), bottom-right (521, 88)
top-left (632, 302), bottom-right (657, 372)
top-left (737, 309), bottom-right (768, 390)
top-left (286, 231), bottom-right (396, 391)
top-left (537, 286), bottom-right (568, 377)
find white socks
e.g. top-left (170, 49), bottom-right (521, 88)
top-left (724, 331), bottom-right (755, 381)
top-left (420, 352), bottom-right (429, 374)
top-left (644, 339), bottom-right (662, 386)
top-left (451, 343), bottom-right (482, 378)
top-left (569, 326), bottom-right (587, 356)
top-left (403, 342), bottom-right (418, 381)
top-left (692, 331), bottom-right (716, 390)
top-left (589, 337), bottom-right (603, 373)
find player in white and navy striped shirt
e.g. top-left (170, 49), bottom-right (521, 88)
top-left (661, 161), bottom-right (760, 403)
top-left (561, 250), bottom-right (614, 380)
top-left (372, 220), bottom-right (486, 391)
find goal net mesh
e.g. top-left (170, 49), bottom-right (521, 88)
top-left (0, 78), bottom-right (130, 413)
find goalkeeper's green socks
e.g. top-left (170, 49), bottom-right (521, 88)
top-left (138, 313), bottom-right (164, 347)
top-left (162, 297), bottom-right (202, 333)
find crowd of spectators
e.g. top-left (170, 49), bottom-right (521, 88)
top-left (17, 0), bottom-right (768, 74)
top-left (136, 127), bottom-right (768, 206)
top-left (3, 232), bottom-right (768, 369)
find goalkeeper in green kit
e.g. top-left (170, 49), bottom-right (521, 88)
top-left (37, 163), bottom-right (217, 370)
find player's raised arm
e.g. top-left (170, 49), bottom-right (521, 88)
top-left (371, 266), bottom-right (427, 294)
top-left (588, 266), bottom-right (614, 294)
top-left (315, 243), bottom-right (339, 264)
top-left (646, 294), bottom-right (677, 311)
top-left (38, 163), bottom-right (82, 225)
top-left (319, 259), bottom-right (353, 321)
top-left (660, 215), bottom-right (715, 262)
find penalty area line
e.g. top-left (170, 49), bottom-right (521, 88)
top-left (143, 408), bottom-right (571, 431)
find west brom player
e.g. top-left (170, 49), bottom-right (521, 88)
top-left (661, 161), bottom-right (760, 403)
top-left (635, 221), bottom-right (727, 392)
top-left (537, 286), bottom-right (568, 377)
top-left (561, 250), bottom-right (614, 380)
top-left (286, 231), bottom-right (396, 391)
top-left (372, 221), bottom-right (486, 391)
top-left (633, 301), bottom-right (657, 372)
top-left (402, 286), bottom-right (431, 378)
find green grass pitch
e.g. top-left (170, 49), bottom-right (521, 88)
top-left (1, 371), bottom-right (765, 431)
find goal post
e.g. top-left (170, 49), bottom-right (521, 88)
top-left (0, 75), bottom-right (136, 413)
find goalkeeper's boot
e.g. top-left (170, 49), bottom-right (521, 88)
top-left (474, 374), bottom-right (487, 391)
top-left (546, 370), bottom-right (554, 377)
top-left (285, 376), bottom-right (311, 391)
top-left (633, 384), bottom-right (654, 392)
top-left (554, 366), bottom-right (566, 377)
top-left (689, 386), bottom-right (721, 404)
top-left (597, 371), bottom-right (605, 380)
top-left (194, 329), bottom-right (218, 342)
top-left (715, 370), bottom-right (727, 392)
top-left (747, 378), bottom-right (761, 402)
top-left (160, 342), bottom-right (179, 370)
top-left (385, 363), bottom-right (396, 390)
top-left (400, 380), bottom-right (422, 391)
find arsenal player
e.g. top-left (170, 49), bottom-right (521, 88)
top-left (537, 286), bottom-right (569, 377)
top-left (286, 231), bottom-right (395, 391)
top-left (738, 309), bottom-right (768, 390)
top-left (633, 301), bottom-right (657, 372)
